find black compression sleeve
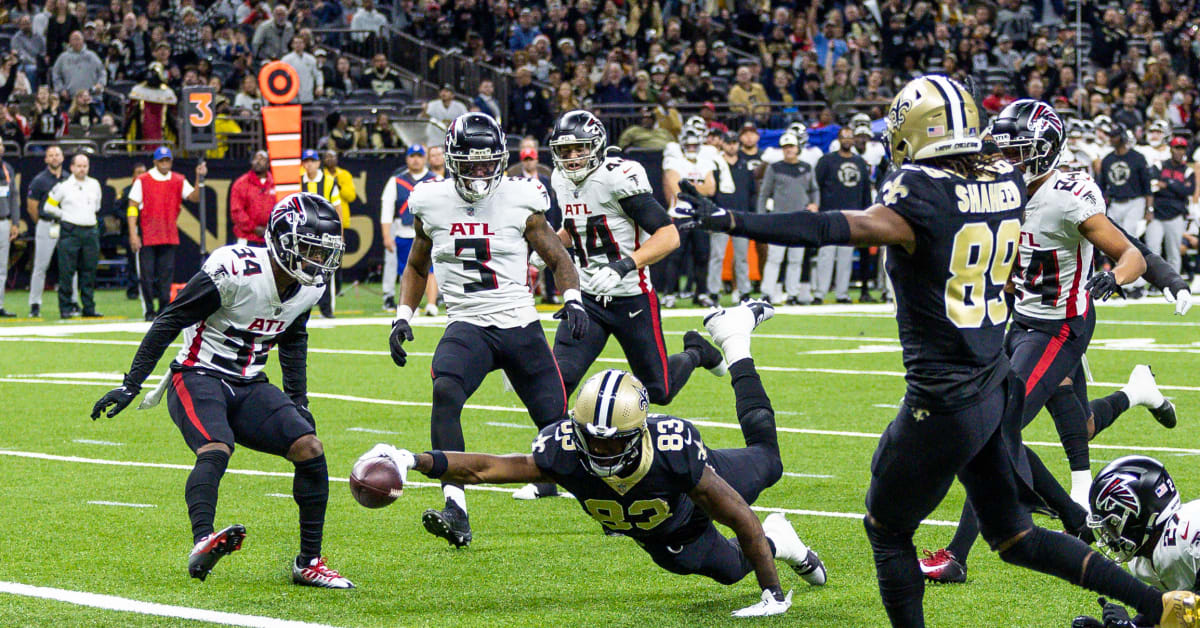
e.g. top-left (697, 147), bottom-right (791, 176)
top-left (277, 309), bottom-right (311, 406)
top-left (618, 192), bottom-right (671, 233)
top-left (124, 272), bottom-right (222, 388)
top-left (729, 209), bottom-right (852, 246)
top-left (1108, 216), bottom-right (1188, 291)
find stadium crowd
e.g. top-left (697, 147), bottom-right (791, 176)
top-left (1, 0), bottom-right (1200, 316)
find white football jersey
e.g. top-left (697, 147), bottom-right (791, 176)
top-left (1014, 169), bottom-right (1105, 321)
top-left (1128, 500), bottom-right (1200, 591)
top-left (552, 157), bottom-right (655, 297)
top-left (1138, 144), bottom-right (1171, 169)
top-left (410, 177), bottom-right (547, 328)
top-left (762, 145), bottom-right (823, 168)
top-left (174, 245), bottom-right (324, 379)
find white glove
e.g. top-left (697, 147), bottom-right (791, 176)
top-left (528, 251), bottom-right (547, 271)
top-left (1164, 287), bottom-right (1193, 316)
top-left (357, 443), bottom-right (417, 489)
top-left (588, 266), bottom-right (623, 294)
top-left (731, 588), bottom-right (792, 618)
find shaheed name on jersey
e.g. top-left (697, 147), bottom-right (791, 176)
top-left (533, 415), bottom-right (711, 542)
top-left (552, 157), bottom-right (655, 297)
top-left (878, 161), bottom-right (1026, 410)
top-left (409, 176), bottom-right (550, 326)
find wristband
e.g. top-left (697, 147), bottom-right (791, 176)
top-left (424, 450), bottom-right (448, 478)
top-left (563, 288), bottom-right (581, 303)
top-left (396, 305), bottom-right (414, 322)
top-left (608, 257), bottom-right (637, 277)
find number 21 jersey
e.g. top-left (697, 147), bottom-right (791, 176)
top-left (409, 177), bottom-right (549, 327)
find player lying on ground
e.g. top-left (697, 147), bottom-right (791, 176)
top-left (920, 99), bottom-right (1179, 584)
top-left (673, 75), bottom-right (1200, 627)
top-left (90, 193), bottom-right (353, 588)
top-left (513, 110), bottom-right (726, 501)
top-left (363, 301), bottom-right (826, 617)
top-left (1074, 457), bottom-right (1198, 627)
top-left (387, 112), bottom-right (585, 547)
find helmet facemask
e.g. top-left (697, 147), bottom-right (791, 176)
top-left (267, 221), bottom-right (345, 287)
top-left (572, 417), bottom-right (645, 478)
top-left (448, 148), bottom-right (508, 202)
top-left (550, 137), bottom-right (602, 183)
top-left (995, 133), bottom-right (1061, 183)
top-left (1087, 509), bottom-right (1143, 562)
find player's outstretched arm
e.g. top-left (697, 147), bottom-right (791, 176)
top-left (1105, 215), bottom-right (1191, 314)
top-left (1079, 213), bottom-right (1146, 301)
top-left (688, 466), bottom-right (787, 613)
top-left (413, 451), bottom-right (552, 486)
top-left (91, 271), bottom-right (221, 419)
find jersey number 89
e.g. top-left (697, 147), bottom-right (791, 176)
top-left (945, 219), bottom-right (1021, 328)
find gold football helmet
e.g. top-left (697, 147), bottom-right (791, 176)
top-left (885, 75), bottom-right (982, 166)
top-left (571, 370), bottom-right (651, 477)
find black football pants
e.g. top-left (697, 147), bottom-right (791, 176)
top-left (139, 244), bottom-right (176, 315)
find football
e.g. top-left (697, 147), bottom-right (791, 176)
top-left (349, 455), bottom-right (404, 508)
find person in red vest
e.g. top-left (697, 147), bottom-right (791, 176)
top-left (230, 150), bottom-right (275, 246)
top-left (128, 146), bottom-right (206, 322)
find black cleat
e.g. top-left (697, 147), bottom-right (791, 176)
top-left (423, 500), bottom-right (472, 548)
top-left (188, 524), bottom-right (246, 581)
top-left (1151, 399), bottom-right (1178, 429)
top-left (684, 330), bottom-right (727, 376)
top-left (29, 304), bottom-right (40, 318)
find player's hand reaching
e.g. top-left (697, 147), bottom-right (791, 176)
top-left (528, 250), bottom-right (547, 271)
top-left (588, 258), bottom-right (637, 294)
top-left (1164, 286), bottom-right (1192, 316)
top-left (90, 383), bottom-right (141, 419)
top-left (357, 443), bottom-right (416, 487)
top-left (1085, 271), bottom-right (1120, 301)
top-left (674, 180), bottom-right (733, 232)
top-left (1098, 598), bottom-right (1137, 628)
top-left (731, 588), bottom-right (792, 617)
top-left (389, 319), bottom-right (414, 367)
top-left (554, 290), bottom-right (590, 340)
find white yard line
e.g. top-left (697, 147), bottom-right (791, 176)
top-left (86, 501), bottom-right (155, 508)
top-left (72, 439), bottom-right (123, 446)
top-left (0, 581), bottom-right (340, 628)
top-left (782, 473), bottom-right (835, 479)
top-left (345, 427), bottom-right (402, 435)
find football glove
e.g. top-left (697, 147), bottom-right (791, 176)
top-left (675, 180), bottom-right (733, 233)
top-left (588, 257), bottom-right (637, 294)
top-left (389, 319), bottom-right (414, 367)
top-left (554, 292), bottom-right (590, 340)
top-left (731, 588), bottom-right (792, 618)
top-left (1086, 271), bottom-right (1120, 302)
top-left (1100, 598), bottom-right (1136, 628)
top-left (1070, 616), bottom-right (1104, 628)
top-left (1164, 286), bottom-right (1192, 316)
top-left (91, 383), bottom-right (141, 419)
top-left (528, 250), bottom-right (547, 271)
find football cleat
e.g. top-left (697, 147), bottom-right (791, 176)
top-left (383, 296), bottom-right (396, 312)
top-left (919, 548), bottom-right (966, 584)
top-left (188, 524), bottom-right (246, 581)
top-left (292, 556), bottom-right (354, 589)
top-left (1161, 591), bottom-right (1200, 628)
top-left (762, 513), bottom-right (826, 586)
top-left (1124, 365), bottom-right (1176, 428)
top-left (423, 500), bottom-right (472, 548)
top-left (703, 300), bottom-right (775, 347)
top-left (512, 482), bottom-right (559, 500)
top-left (684, 330), bottom-right (727, 376)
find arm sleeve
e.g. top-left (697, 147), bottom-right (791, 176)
top-left (124, 272), bottom-right (223, 388)
top-left (617, 192), bottom-right (671, 233)
top-left (276, 309), bottom-right (310, 405)
top-left (1109, 216), bottom-right (1189, 291)
top-left (729, 207), bottom-right (852, 246)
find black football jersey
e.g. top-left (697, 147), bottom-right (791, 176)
top-left (878, 160), bottom-right (1027, 411)
top-left (532, 415), bottom-right (712, 545)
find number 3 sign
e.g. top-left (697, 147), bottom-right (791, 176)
top-left (181, 86), bottom-right (217, 150)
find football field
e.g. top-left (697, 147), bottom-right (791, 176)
top-left (1, 288), bottom-right (1197, 627)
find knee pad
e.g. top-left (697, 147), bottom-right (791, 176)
top-left (863, 515), bottom-right (914, 556)
top-left (431, 376), bottom-right (468, 408)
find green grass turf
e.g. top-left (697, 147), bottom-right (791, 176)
top-left (0, 286), bottom-right (1196, 626)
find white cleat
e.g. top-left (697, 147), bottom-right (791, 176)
top-left (424, 303), bottom-right (439, 317)
top-left (292, 556), bottom-right (354, 589)
top-left (762, 513), bottom-right (826, 586)
top-left (703, 300), bottom-right (774, 349)
top-left (1124, 365), bottom-right (1176, 428)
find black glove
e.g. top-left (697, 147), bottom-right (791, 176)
top-left (1071, 616), bottom-right (1104, 628)
top-left (91, 383), bottom-right (141, 419)
top-left (1099, 599), bottom-right (1135, 628)
top-left (554, 298), bottom-right (590, 340)
top-left (1086, 271), bottom-right (1121, 301)
top-left (389, 319), bottom-right (414, 367)
top-left (675, 180), bottom-right (733, 232)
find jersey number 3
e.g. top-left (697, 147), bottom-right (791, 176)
top-left (945, 219), bottom-right (1020, 328)
top-left (455, 238), bottom-right (498, 292)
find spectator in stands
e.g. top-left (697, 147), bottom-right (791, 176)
top-left (252, 4), bottom-right (295, 61)
top-left (175, 7), bottom-right (203, 53)
top-left (230, 150), bottom-right (274, 247)
top-left (349, 115), bottom-right (369, 150)
top-left (0, 103), bottom-right (30, 148)
top-left (728, 65), bottom-right (768, 116)
top-left (314, 0), bottom-right (344, 27)
top-left (1114, 89), bottom-right (1146, 133)
top-left (233, 74), bottom-right (262, 112)
top-left (982, 80), bottom-right (1016, 115)
top-left (473, 79), bottom-right (501, 123)
top-left (44, 152), bottom-right (102, 318)
top-left (1086, 2), bottom-right (1129, 69)
top-left (425, 83), bottom-right (468, 146)
top-left (0, 143), bottom-right (17, 318)
top-left (324, 112), bottom-right (355, 152)
top-left (327, 56), bottom-right (355, 96)
top-left (281, 35), bottom-right (322, 104)
top-left (0, 54), bottom-right (31, 105)
top-left (427, 143), bottom-right (447, 179)
top-left (359, 53), bottom-right (401, 95)
top-left (66, 88), bottom-right (101, 133)
top-left (44, 0), bottom-right (79, 61)
top-left (510, 67), bottom-right (552, 134)
top-left (350, 0), bottom-right (388, 44)
top-left (509, 7), bottom-right (541, 51)
top-left (29, 84), bottom-right (67, 143)
top-left (52, 31), bottom-right (105, 99)
top-left (13, 16), bottom-right (44, 90)
top-left (592, 62), bottom-right (632, 104)
top-left (371, 112), bottom-right (402, 153)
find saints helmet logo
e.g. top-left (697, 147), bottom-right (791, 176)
top-left (888, 95), bottom-right (915, 131)
top-left (1108, 161), bottom-right (1131, 186)
top-left (1095, 473), bottom-right (1142, 516)
top-left (637, 385), bottom-right (649, 412)
top-left (838, 162), bottom-right (862, 187)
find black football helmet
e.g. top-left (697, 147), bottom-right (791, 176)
top-left (549, 110), bottom-right (608, 184)
top-left (444, 112), bottom-right (508, 202)
top-left (1087, 455), bottom-right (1181, 562)
top-left (266, 192), bottom-right (344, 287)
top-left (990, 99), bottom-right (1064, 183)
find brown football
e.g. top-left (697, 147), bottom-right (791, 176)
top-left (349, 456), bottom-right (403, 508)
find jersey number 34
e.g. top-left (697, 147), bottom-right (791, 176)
top-left (945, 219), bottom-right (1021, 328)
